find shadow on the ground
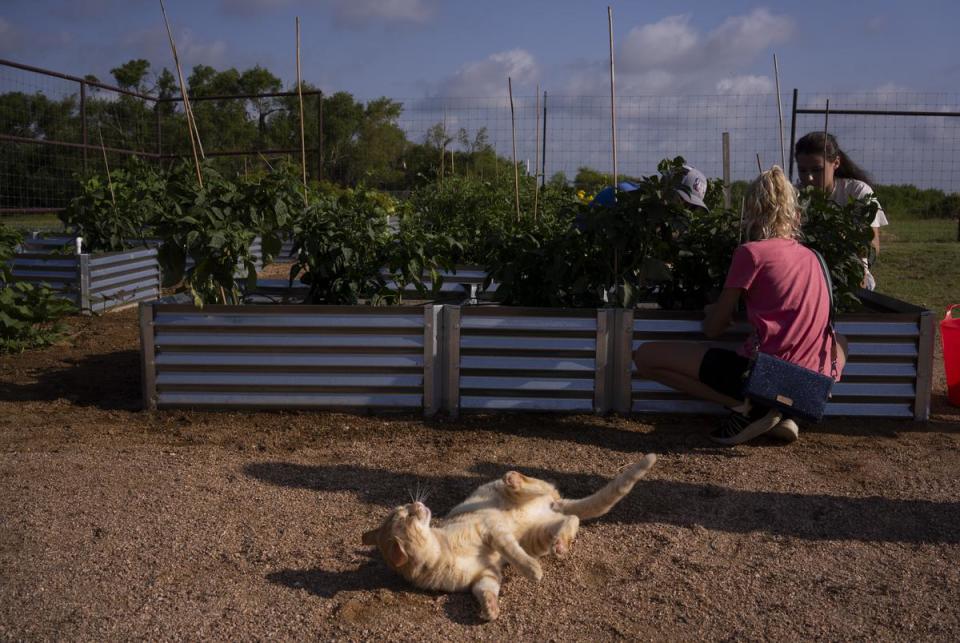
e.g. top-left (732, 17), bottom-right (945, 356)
top-left (266, 555), bottom-right (482, 626)
top-left (0, 349), bottom-right (141, 411)
top-left (246, 460), bottom-right (960, 545)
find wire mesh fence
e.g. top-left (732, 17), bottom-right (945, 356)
top-left (2, 58), bottom-right (958, 242)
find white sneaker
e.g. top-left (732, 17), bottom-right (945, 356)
top-left (768, 418), bottom-right (799, 443)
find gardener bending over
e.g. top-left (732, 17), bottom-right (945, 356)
top-left (632, 166), bottom-right (847, 446)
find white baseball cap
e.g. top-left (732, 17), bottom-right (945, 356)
top-left (676, 165), bottom-right (709, 211)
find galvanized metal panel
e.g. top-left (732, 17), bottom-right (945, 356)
top-left (462, 316), bottom-right (597, 332)
top-left (154, 332), bottom-right (424, 348)
top-left (632, 378), bottom-right (914, 398)
top-left (461, 396), bottom-right (594, 411)
top-left (89, 247), bottom-right (157, 266)
top-left (461, 335), bottom-right (595, 351)
top-left (460, 356), bottom-right (595, 371)
top-left (842, 362), bottom-right (917, 377)
top-left (834, 321), bottom-right (920, 336)
top-left (154, 312), bottom-right (425, 329)
top-left (157, 392), bottom-right (423, 408)
top-left (89, 257), bottom-right (159, 279)
top-left (157, 372), bottom-right (423, 387)
top-left (460, 376), bottom-right (594, 391)
top-left (155, 352), bottom-right (425, 368)
top-left (847, 342), bottom-right (918, 357)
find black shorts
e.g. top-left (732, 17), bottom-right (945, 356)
top-left (698, 348), bottom-right (750, 401)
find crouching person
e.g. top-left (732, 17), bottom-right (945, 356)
top-left (632, 166), bottom-right (846, 445)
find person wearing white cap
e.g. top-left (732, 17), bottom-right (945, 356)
top-left (590, 165), bottom-right (710, 211)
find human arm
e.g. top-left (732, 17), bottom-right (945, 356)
top-left (703, 287), bottom-right (742, 339)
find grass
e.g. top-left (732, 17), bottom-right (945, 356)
top-left (0, 213), bottom-right (64, 232)
top-left (872, 240), bottom-right (959, 315)
top-left (886, 218), bottom-right (957, 243)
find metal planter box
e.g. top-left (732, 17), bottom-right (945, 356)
top-left (10, 237), bottom-right (161, 314)
top-left (442, 306), bottom-right (613, 416)
top-left (616, 290), bottom-right (934, 421)
top-left (138, 294), bottom-right (933, 420)
top-left (139, 302), bottom-right (443, 415)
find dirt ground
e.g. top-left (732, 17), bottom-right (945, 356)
top-left (1, 307), bottom-right (959, 641)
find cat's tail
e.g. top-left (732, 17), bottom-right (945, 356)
top-left (553, 453), bottom-right (656, 521)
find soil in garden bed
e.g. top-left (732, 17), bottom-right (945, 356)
top-left (1, 308), bottom-right (959, 640)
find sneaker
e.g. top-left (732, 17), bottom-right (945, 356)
top-left (710, 407), bottom-right (782, 446)
top-left (768, 417), bottom-right (799, 443)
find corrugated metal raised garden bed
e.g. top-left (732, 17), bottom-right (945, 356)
top-left (139, 289), bottom-right (933, 420)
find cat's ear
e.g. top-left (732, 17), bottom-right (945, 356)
top-left (386, 539), bottom-right (409, 568)
top-left (361, 527), bottom-right (380, 546)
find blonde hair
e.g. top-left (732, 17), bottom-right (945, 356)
top-left (742, 165), bottom-right (800, 241)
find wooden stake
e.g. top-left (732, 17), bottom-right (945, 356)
top-left (822, 98), bottom-right (830, 189)
top-left (296, 17), bottom-right (308, 206)
top-left (508, 77), bottom-right (520, 222)
top-left (756, 153), bottom-right (763, 174)
top-left (159, 0), bottom-right (203, 187)
top-left (722, 132), bottom-right (731, 209)
top-left (608, 6), bottom-right (618, 187)
top-left (533, 83), bottom-right (540, 222)
top-left (97, 124), bottom-right (116, 209)
top-left (774, 53), bottom-right (786, 169)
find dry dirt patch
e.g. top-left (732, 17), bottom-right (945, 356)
top-left (1, 309), bottom-right (958, 640)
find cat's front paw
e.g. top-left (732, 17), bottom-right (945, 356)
top-left (521, 559), bottom-right (543, 582)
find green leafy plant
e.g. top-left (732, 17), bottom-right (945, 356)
top-left (0, 224), bottom-right (74, 352)
top-left (155, 161), bottom-right (260, 306)
top-left (60, 157), bottom-right (168, 251)
top-left (799, 187), bottom-right (878, 310)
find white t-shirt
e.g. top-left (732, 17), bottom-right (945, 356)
top-left (830, 178), bottom-right (889, 228)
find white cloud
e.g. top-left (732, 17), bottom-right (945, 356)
top-left (121, 27), bottom-right (230, 71)
top-left (565, 9), bottom-right (794, 96)
top-left (716, 75), bottom-right (774, 95)
top-left (619, 15), bottom-right (698, 72)
top-left (331, 0), bottom-right (436, 26)
top-left (435, 49), bottom-right (538, 98)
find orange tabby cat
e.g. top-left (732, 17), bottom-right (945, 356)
top-left (362, 453), bottom-right (657, 620)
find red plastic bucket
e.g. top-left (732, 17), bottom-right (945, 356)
top-left (943, 305), bottom-right (960, 407)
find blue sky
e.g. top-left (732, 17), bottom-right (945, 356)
top-left (1, 0), bottom-right (957, 99)
top-left (2, 1), bottom-right (958, 187)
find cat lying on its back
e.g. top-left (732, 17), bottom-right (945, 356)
top-left (362, 453), bottom-right (657, 620)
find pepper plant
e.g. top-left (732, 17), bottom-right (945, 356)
top-left (0, 223), bottom-right (74, 352)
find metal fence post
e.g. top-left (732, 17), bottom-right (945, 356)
top-left (442, 305), bottom-right (461, 418)
top-left (138, 302), bottom-right (157, 411)
top-left (788, 88), bottom-right (798, 181)
top-left (722, 132), bottom-right (731, 209)
top-left (612, 308), bottom-right (635, 414)
top-left (594, 309), bottom-right (613, 413)
top-left (423, 304), bottom-right (442, 417)
top-left (80, 80), bottom-right (88, 175)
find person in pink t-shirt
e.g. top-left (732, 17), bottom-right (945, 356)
top-left (633, 166), bottom-right (846, 446)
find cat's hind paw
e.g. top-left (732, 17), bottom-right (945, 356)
top-left (479, 593), bottom-right (500, 621)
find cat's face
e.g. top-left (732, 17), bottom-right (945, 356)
top-left (362, 501), bottom-right (432, 570)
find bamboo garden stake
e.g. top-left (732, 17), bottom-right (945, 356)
top-left (97, 124), bottom-right (116, 209)
top-left (296, 17), bottom-right (308, 206)
top-left (159, 0), bottom-right (203, 187)
top-left (533, 82), bottom-right (541, 221)
top-left (508, 77), bottom-right (520, 222)
top-left (774, 53), bottom-right (786, 169)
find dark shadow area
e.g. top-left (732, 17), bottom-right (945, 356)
top-left (244, 461), bottom-right (485, 513)
top-left (0, 349), bottom-right (141, 410)
top-left (248, 460), bottom-right (960, 544)
top-left (266, 553), bottom-right (482, 626)
top-left (426, 412), bottom-right (746, 457)
top-left (468, 461), bottom-right (960, 545)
